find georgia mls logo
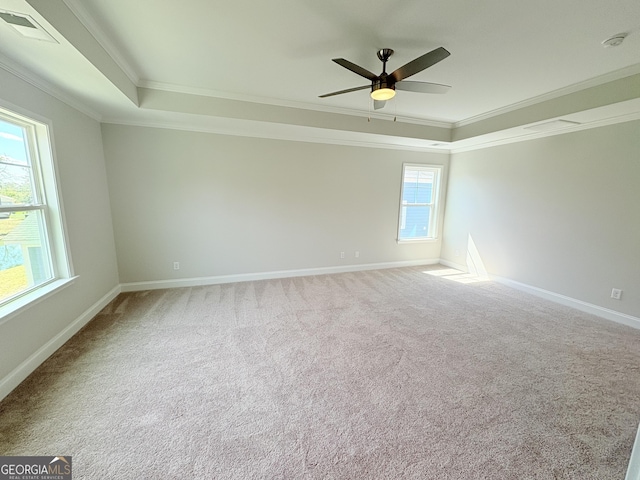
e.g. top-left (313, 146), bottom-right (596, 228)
top-left (0, 455), bottom-right (72, 480)
top-left (49, 457), bottom-right (71, 474)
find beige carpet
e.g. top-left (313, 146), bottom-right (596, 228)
top-left (1, 265), bottom-right (639, 479)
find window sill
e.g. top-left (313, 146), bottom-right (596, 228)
top-left (397, 237), bottom-right (439, 244)
top-left (0, 276), bottom-right (78, 326)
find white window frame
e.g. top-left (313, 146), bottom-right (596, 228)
top-left (397, 164), bottom-right (442, 243)
top-left (0, 102), bottom-right (74, 323)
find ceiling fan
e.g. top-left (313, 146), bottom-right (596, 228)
top-left (319, 47), bottom-right (451, 109)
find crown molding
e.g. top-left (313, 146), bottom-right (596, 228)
top-left (138, 79), bottom-right (454, 130)
top-left (62, 0), bottom-right (139, 86)
top-left (450, 109), bottom-right (640, 154)
top-left (100, 113), bottom-right (449, 154)
top-left (0, 53), bottom-right (101, 121)
top-left (455, 63), bottom-right (640, 128)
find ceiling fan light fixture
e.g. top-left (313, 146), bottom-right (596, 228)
top-left (371, 87), bottom-right (395, 101)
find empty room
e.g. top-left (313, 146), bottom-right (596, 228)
top-left (0, 0), bottom-right (639, 478)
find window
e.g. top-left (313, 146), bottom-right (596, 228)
top-left (0, 105), bottom-right (71, 315)
top-left (398, 164), bottom-right (441, 242)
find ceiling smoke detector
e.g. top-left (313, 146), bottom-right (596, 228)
top-left (601, 33), bottom-right (627, 48)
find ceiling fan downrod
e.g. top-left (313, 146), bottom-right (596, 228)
top-left (376, 48), bottom-right (394, 74)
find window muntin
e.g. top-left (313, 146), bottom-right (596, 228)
top-left (0, 109), bottom-right (63, 307)
top-left (398, 164), bottom-right (441, 242)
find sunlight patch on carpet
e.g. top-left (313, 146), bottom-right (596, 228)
top-left (422, 267), bottom-right (490, 284)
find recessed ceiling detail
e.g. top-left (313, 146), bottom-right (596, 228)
top-left (0, 0), bottom-right (638, 152)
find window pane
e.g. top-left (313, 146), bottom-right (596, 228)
top-left (1, 120), bottom-right (34, 205)
top-left (0, 164), bottom-right (33, 206)
top-left (402, 169), bottom-right (434, 204)
top-left (402, 182), bottom-right (416, 203)
top-left (0, 119), bottom-right (29, 164)
top-left (403, 169), bottom-right (419, 203)
top-left (399, 205), bottom-right (431, 240)
top-left (415, 181), bottom-right (432, 203)
top-left (0, 210), bottom-right (52, 303)
top-left (417, 171), bottom-right (434, 203)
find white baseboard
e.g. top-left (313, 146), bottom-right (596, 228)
top-left (492, 275), bottom-right (640, 330)
top-left (439, 258), bottom-right (640, 330)
top-left (0, 284), bottom-right (121, 402)
top-left (120, 259), bottom-right (441, 292)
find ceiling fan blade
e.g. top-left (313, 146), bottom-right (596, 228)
top-left (396, 81), bottom-right (451, 94)
top-left (332, 58), bottom-right (378, 81)
top-left (319, 85), bottom-right (370, 98)
top-left (374, 100), bottom-right (386, 110)
top-left (390, 47), bottom-right (450, 83)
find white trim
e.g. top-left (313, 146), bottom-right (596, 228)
top-left (396, 238), bottom-right (440, 244)
top-left (138, 79), bottom-right (453, 129)
top-left (120, 259), bottom-right (440, 292)
top-left (0, 277), bottom-right (77, 326)
top-left (454, 64), bottom-right (640, 128)
top-left (0, 54), bottom-right (101, 121)
top-left (0, 284), bottom-right (121, 402)
top-left (627, 422), bottom-right (640, 480)
top-left (438, 259), bottom-right (640, 329)
top-left (100, 117), bottom-right (449, 154)
top-left (491, 275), bottom-right (640, 330)
top-left (62, 0), bottom-right (140, 86)
top-left (42, 120), bottom-right (75, 280)
top-left (450, 109), bottom-right (640, 154)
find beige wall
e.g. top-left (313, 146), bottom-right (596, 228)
top-left (0, 67), bottom-right (119, 388)
top-left (101, 124), bottom-right (449, 284)
top-left (441, 120), bottom-right (640, 318)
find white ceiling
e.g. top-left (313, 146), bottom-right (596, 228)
top-left (0, 0), bottom-right (639, 150)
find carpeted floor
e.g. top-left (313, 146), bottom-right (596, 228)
top-left (1, 265), bottom-right (639, 479)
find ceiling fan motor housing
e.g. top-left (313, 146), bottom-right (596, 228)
top-left (372, 74), bottom-right (395, 94)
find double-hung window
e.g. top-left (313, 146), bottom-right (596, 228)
top-left (397, 164), bottom-right (441, 242)
top-left (0, 105), bottom-right (71, 315)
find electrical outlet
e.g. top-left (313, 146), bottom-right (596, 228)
top-left (173, 262), bottom-right (180, 270)
top-left (340, 252), bottom-right (345, 259)
top-left (355, 251), bottom-right (360, 258)
top-left (611, 288), bottom-right (622, 300)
